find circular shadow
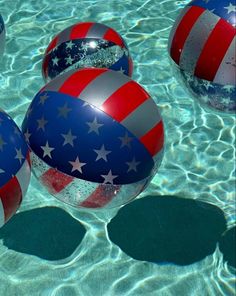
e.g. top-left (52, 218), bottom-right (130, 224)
top-left (107, 195), bottom-right (227, 265)
top-left (0, 207), bottom-right (86, 261)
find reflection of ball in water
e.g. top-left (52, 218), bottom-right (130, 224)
top-left (168, 0), bottom-right (236, 113)
top-left (42, 22), bottom-right (133, 82)
top-left (0, 14), bottom-right (5, 56)
top-left (22, 68), bottom-right (164, 209)
top-left (0, 109), bottom-right (31, 228)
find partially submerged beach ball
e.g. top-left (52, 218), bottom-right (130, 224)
top-left (0, 109), bottom-right (31, 228)
top-left (168, 0), bottom-right (236, 113)
top-left (0, 14), bottom-right (5, 56)
top-left (42, 22), bottom-right (133, 82)
top-left (22, 68), bottom-right (164, 209)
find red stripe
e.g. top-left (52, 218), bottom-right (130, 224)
top-left (80, 184), bottom-right (121, 208)
top-left (40, 168), bottom-right (74, 194)
top-left (59, 68), bottom-right (107, 97)
top-left (194, 19), bottom-right (236, 82)
top-left (170, 6), bottom-right (205, 65)
top-left (140, 120), bottom-right (164, 156)
top-left (128, 57), bottom-right (133, 77)
top-left (46, 36), bottom-right (59, 54)
top-left (70, 22), bottom-right (94, 39)
top-left (102, 81), bottom-right (149, 122)
top-left (103, 28), bottom-right (124, 47)
top-left (0, 176), bottom-right (22, 223)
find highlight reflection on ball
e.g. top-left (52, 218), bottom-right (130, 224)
top-left (42, 22), bottom-right (133, 82)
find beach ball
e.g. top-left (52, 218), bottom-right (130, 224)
top-left (42, 22), bottom-right (133, 82)
top-left (0, 14), bottom-right (5, 56)
top-left (168, 0), bottom-right (236, 113)
top-left (0, 109), bottom-right (31, 228)
top-left (22, 68), bottom-right (164, 209)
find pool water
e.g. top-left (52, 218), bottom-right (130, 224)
top-left (0, 0), bottom-right (235, 295)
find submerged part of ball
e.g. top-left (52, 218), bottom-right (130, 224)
top-left (42, 22), bottom-right (133, 82)
top-left (168, 0), bottom-right (236, 113)
top-left (0, 109), bottom-right (31, 228)
top-left (0, 14), bottom-right (5, 56)
top-left (22, 68), bottom-right (164, 209)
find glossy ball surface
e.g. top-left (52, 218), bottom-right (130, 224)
top-left (168, 0), bottom-right (236, 113)
top-left (42, 22), bottom-right (133, 82)
top-left (0, 109), bottom-right (31, 227)
top-left (22, 68), bottom-right (164, 209)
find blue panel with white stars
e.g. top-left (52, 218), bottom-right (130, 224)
top-left (22, 91), bottom-right (154, 185)
top-left (0, 110), bottom-right (29, 187)
top-left (188, 0), bottom-right (236, 26)
top-left (47, 38), bottom-right (130, 80)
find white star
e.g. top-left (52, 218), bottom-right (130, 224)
top-left (126, 157), bottom-right (140, 172)
top-left (66, 41), bottom-right (74, 49)
top-left (52, 56), bottom-right (59, 66)
top-left (119, 132), bottom-right (133, 148)
top-left (40, 141), bottom-right (55, 158)
top-left (69, 156), bottom-right (86, 173)
top-left (37, 116), bottom-right (48, 131)
top-left (86, 117), bottom-right (104, 135)
top-left (0, 169), bottom-right (5, 174)
top-left (39, 93), bottom-right (49, 105)
top-left (61, 129), bottom-right (77, 146)
top-left (24, 129), bottom-right (31, 142)
top-left (118, 67), bottom-right (125, 74)
top-left (15, 148), bottom-right (24, 163)
top-left (224, 3), bottom-right (236, 14)
top-left (57, 103), bottom-right (72, 118)
top-left (94, 144), bottom-right (111, 161)
top-left (101, 170), bottom-right (118, 184)
top-left (65, 55), bottom-right (74, 65)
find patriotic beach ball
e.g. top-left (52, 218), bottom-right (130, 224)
top-left (168, 0), bottom-right (236, 113)
top-left (0, 14), bottom-right (5, 56)
top-left (42, 22), bottom-right (133, 82)
top-left (22, 68), bottom-right (164, 209)
top-left (0, 109), bottom-right (31, 228)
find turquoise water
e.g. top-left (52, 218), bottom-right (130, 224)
top-left (0, 0), bottom-right (235, 295)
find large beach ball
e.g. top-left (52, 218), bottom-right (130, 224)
top-left (22, 68), bottom-right (164, 209)
top-left (168, 0), bottom-right (236, 113)
top-left (42, 22), bottom-right (133, 82)
top-left (0, 14), bottom-right (5, 56)
top-left (0, 109), bottom-right (31, 228)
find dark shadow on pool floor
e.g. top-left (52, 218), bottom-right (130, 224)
top-left (0, 207), bottom-right (86, 261)
top-left (107, 195), bottom-right (231, 266)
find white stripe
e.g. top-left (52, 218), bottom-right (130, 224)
top-left (179, 10), bottom-right (220, 74)
top-left (0, 198), bottom-right (5, 227)
top-left (16, 157), bottom-right (31, 197)
top-left (213, 36), bottom-right (236, 85)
